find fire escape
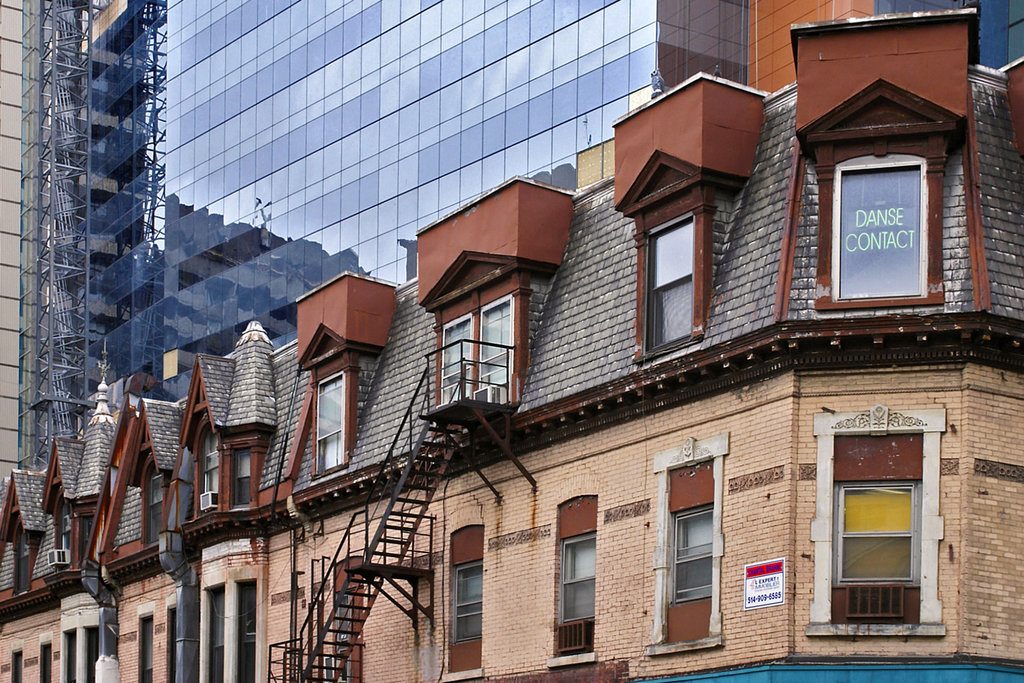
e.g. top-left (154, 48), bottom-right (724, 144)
top-left (270, 339), bottom-right (534, 683)
top-left (21, 0), bottom-right (95, 468)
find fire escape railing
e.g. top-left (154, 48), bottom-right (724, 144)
top-left (434, 338), bottom-right (513, 406)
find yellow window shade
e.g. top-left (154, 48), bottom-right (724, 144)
top-left (844, 488), bottom-right (911, 533)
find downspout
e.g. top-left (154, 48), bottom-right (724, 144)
top-left (159, 446), bottom-right (199, 683)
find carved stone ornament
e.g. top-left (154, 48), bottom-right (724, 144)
top-left (870, 404), bottom-right (889, 434)
top-left (680, 437), bottom-right (695, 462)
top-left (887, 411), bottom-right (927, 428)
top-left (832, 412), bottom-right (870, 431)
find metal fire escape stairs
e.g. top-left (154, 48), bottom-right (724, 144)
top-left (270, 341), bottom-right (535, 683)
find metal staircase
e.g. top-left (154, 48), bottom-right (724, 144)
top-left (269, 342), bottom-right (530, 682)
top-left (269, 367), bottom-right (460, 683)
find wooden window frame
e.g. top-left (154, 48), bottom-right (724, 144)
top-left (634, 184), bottom-right (717, 357)
top-left (233, 448), bottom-right (252, 508)
top-left (144, 468), bottom-right (163, 546)
top-left (316, 373), bottom-right (346, 473)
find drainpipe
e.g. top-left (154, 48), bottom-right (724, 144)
top-left (81, 556), bottom-right (119, 683)
top-left (159, 446), bottom-right (199, 683)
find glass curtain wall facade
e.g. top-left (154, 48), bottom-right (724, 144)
top-left (92, 0), bottom-right (749, 398)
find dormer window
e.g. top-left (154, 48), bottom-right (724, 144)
top-left (145, 470), bottom-right (162, 546)
top-left (317, 375), bottom-right (345, 471)
top-left (58, 502), bottom-right (71, 552)
top-left (14, 529), bottom-right (30, 593)
top-left (833, 156), bottom-right (926, 302)
top-left (203, 432), bottom-right (218, 495)
top-left (438, 296), bottom-right (514, 405)
top-left (648, 218), bottom-right (694, 348)
top-left (233, 449), bottom-right (252, 507)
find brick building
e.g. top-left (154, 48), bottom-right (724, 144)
top-left (2, 9), bottom-right (1024, 683)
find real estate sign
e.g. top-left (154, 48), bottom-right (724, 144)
top-left (744, 558), bottom-right (785, 610)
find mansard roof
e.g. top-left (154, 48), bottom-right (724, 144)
top-left (10, 471), bottom-right (46, 533)
top-left (52, 438), bottom-right (84, 499)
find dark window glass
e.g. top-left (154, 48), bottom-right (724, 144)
top-left (146, 471), bottom-right (163, 545)
top-left (167, 608), bottom-right (177, 683)
top-left (209, 587), bottom-right (225, 683)
top-left (79, 517), bottom-right (93, 564)
top-left (838, 165), bottom-right (922, 300)
top-left (14, 531), bottom-right (30, 593)
top-left (85, 627), bottom-right (98, 683)
top-left (140, 617), bottom-right (154, 683)
top-left (234, 449), bottom-right (252, 507)
top-left (64, 631), bottom-right (77, 683)
top-left (59, 501), bottom-right (72, 551)
top-left (648, 220), bottom-right (694, 348)
top-left (238, 582), bottom-right (257, 683)
top-left (40, 642), bottom-right (52, 683)
top-left (454, 561), bottom-right (483, 641)
top-left (11, 650), bottom-right (21, 683)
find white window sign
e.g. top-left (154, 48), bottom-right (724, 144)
top-left (743, 558), bottom-right (785, 610)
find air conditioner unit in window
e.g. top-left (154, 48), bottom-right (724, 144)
top-left (472, 385), bottom-right (507, 404)
top-left (199, 491), bottom-right (219, 511)
top-left (48, 548), bottom-right (69, 568)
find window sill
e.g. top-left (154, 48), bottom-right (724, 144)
top-left (635, 332), bottom-right (704, 365)
top-left (546, 652), bottom-right (596, 668)
top-left (806, 623), bottom-right (945, 637)
top-left (814, 291), bottom-right (943, 311)
top-left (645, 634), bottom-right (722, 656)
top-left (441, 668), bottom-right (483, 682)
top-left (312, 462), bottom-right (350, 480)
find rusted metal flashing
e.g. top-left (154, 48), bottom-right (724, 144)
top-left (773, 139), bottom-right (804, 323)
top-left (964, 85), bottom-right (992, 311)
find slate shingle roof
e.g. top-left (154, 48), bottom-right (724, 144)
top-left (144, 400), bottom-right (184, 471)
top-left (114, 486), bottom-right (141, 546)
top-left (12, 471), bottom-right (47, 533)
top-left (54, 438), bottom-right (85, 498)
top-left (197, 355), bottom-right (236, 427)
top-left (260, 343), bottom-right (304, 491)
top-left (972, 76), bottom-right (1024, 318)
top-left (226, 321), bottom-right (277, 428)
top-left (31, 517), bottom-right (54, 580)
top-left (520, 180), bottom-right (636, 410)
top-left (77, 418), bottom-right (116, 498)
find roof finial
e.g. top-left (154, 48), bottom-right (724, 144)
top-left (90, 342), bottom-right (114, 426)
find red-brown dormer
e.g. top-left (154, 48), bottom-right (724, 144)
top-left (614, 74), bottom-right (764, 355)
top-left (417, 178), bottom-right (573, 406)
top-left (290, 273), bottom-right (396, 478)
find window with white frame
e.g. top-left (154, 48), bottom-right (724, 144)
top-left (648, 434), bottom-right (727, 654)
top-left (674, 508), bottom-right (713, 603)
top-left (441, 315), bottom-right (472, 403)
top-left (647, 218), bottom-right (694, 348)
top-left (317, 375), bottom-right (345, 471)
top-left (560, 534), bottom-right (596, 623)
top-left (479, 297), bottom-right (512, 401)
top-left (835, 483), bottom-right (918, 583)
top-left (202, 431), bottom-right (219, 496)
top-left (454, 560), bottom-right (483, 642)
top-left (808, 405), bottom-right (945, 636)
top-left (833, 156), bottom-right (926, 301)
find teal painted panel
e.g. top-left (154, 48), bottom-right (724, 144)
top-left (649, 664), bottom-right (1024, 683)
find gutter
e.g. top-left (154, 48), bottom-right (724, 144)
top-left (159, 446), bottom-right (199, 683)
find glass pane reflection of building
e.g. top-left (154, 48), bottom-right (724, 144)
top-left (90, 0), bottom-right (752, 398)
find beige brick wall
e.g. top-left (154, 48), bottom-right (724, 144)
top-left (116, 572), bottom-right (176, 683)
top-left (4, 364), bottom-right (1024, 681)
top-left (0, 604), bottom-right (60, 681)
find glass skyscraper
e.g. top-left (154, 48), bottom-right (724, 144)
top-left (89, 0), bottom-right (749, 398)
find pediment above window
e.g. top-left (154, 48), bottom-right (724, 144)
top-left (800, 79), bottom-right (963, 155)
top-left (421, 252), bottom-right (557, 311)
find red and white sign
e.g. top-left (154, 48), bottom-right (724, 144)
top-left (744, 558), bottom-right (785, 610)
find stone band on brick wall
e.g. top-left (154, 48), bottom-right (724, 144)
top-left (487, 525), bottom-right (551, 551)
top-left (603, 499), bottom-right (650, 524)
top-left (729, 465), bottom-right (786, 493)
top-left (974, 458), bottom-right (1024, 483)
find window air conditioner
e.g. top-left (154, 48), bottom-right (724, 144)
top-left (473, 385), bottom-right (506, 404)
top-left (200, 491), bottom-right (219, 511)
top-left (48, 548), bottom-right (70, 568)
